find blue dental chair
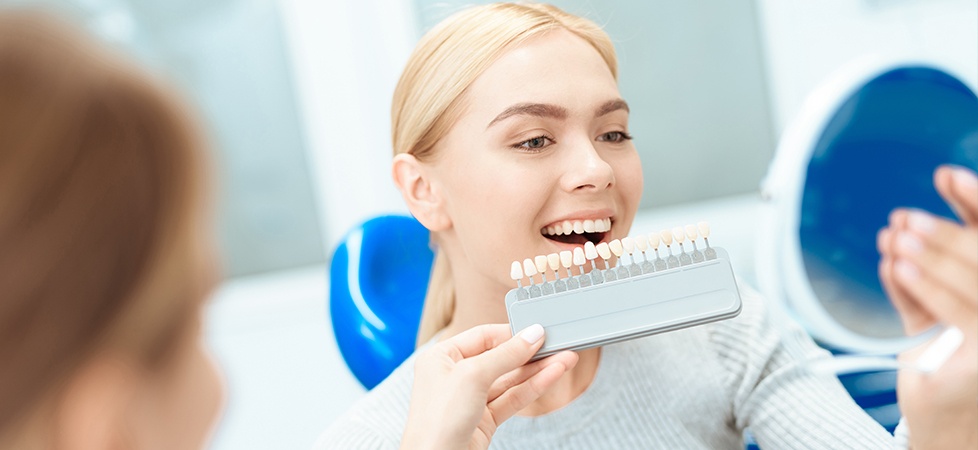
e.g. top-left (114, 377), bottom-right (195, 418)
top-left (329, 62), bottom-right (978, 444)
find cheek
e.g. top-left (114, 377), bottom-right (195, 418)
top-left (187, 343), bottom-right (225, 448)
top-left (148, 340), bottom-right (225, 450)
top-left (614, 151), bottom-right (643, 204)
top-left (440, 155), bottom-right (555, 265)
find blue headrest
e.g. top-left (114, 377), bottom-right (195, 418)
top-left (329, 215), bottom-right (433, 389)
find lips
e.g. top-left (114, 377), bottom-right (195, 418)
top-left (541, 217), bottom-right (611, 245)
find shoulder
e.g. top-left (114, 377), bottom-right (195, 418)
top-left (313, 352), bottom-right (418, 450)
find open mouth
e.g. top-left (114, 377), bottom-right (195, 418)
top-left (541, 218), bottom-right (611, 246)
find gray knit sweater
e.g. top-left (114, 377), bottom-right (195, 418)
top-left (316, 284), bottom-right (906, 449)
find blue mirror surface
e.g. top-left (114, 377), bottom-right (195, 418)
top-left (800, 66), bottom-right (978, 339)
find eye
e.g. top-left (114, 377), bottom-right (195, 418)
top-left (597, 131), bottom-right (633, 143)
top-left (512, 135), bottom-right (555, 152)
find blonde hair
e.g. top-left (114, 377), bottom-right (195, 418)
top-left (0, 11), bottom-right (214, 443)
top-left (391, 3), bottom-right (618, 346)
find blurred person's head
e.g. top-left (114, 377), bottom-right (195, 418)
top-left (391, 3), bottom-right (639, 344)
top-left (0, 10), bottom-right (223, 449)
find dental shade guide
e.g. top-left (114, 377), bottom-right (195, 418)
top-left (573, 247), bottom-right (590, 288)
top-left (548, 253), bottom-right (566, 293)
top-left (523, 258), bottom-right (542, 298)
top-left (648, 232), bottom-right (667, 272)
top-left (536, 255), bottom-right (554, 296)
top-left (510, 261), bottom-right (529, 300)
top-left (674, 227), bottom-right (692, 267)
top-left (660, 230), bottom-right (680, 269)
top-left (584, 241), bottom-right (604, 285)
top-left (595, 242), bottom-right (615, 282)
top-left (560, 250), bottom-right (579, 291)
top-left (698, 221), bottom-right (717, 260)
top-left (634, 235), bottom-right (655, 274)
top-left (621, 237), bottom-right (642, 277)
top-left (507, 221), bottom-right (743, 360)
top-left (686, 224), bottom-right (705, 263)
top-left (607, 240), bottom-right (630, 281)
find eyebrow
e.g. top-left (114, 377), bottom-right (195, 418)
top-left (486, 98), bottom-right (630, 129)
top-left (595, 99), bottom-right (630, 117)
top-left (487, 103), bottom-right (568, 129)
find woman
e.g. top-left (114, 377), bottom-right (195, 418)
top-left (319, 3), bottom-right (977, 449)
top-left (0, 12), bottom-right (223, 449)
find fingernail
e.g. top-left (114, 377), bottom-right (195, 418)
top-left (895, 232), bottom-right (923, 255)
top-left (954, 167), bottom-right (978, 192)
top-left (520, 324), bottom-right (545, 344)
top-left (894, 259), bottom-right (920, 281)
top-left (907, 211), bottom-right (936, 234)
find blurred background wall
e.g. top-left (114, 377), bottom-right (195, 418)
top-left (3, 0), bottom-right (975, 278)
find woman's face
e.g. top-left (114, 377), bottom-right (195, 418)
top-left (430, 29), bottom-right (643, 289)
top-left (127, 314), bottom-right (224, 450)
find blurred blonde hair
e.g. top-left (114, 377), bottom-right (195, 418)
top-left (391, 3), bottom-right (618, 346)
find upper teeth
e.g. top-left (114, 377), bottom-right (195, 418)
top-left (542, 218), bottom-right (612, 236)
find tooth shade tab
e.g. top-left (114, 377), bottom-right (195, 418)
top-left (659, 230), bottom-right (673, 245)
top-left (573, 247), bottom-right (586, 266)
top-left (596, 242), bottom-right (611, 259)
top-left (547, 253), bottom-right (561, 271)
top-left (698, 221), bottom-right (710, 238)
top-left (510, 261), bottom-right (523, 280)
top-left (534, 255), bottom-right (548, 273)
top-left (621, 236), bottom-right (635, 253)
top-left (609, 239), bottom-right (623, 256)
top-left (560, 250), bottom-right (573, 268)
top-left (685, 224), bottom-right (698, 240)
top-left (584, 241), bottom-right (598, 260)
top-left (583, 219), bottom-right (595, 233)
top-left (523, 258), bottom-right (538, 277)
top-left (634, 235), bottom-right (648, 252)
top-left (648, 232), bottom-right (660, 249)
top-left (672, 227), bottom-right (685, 242)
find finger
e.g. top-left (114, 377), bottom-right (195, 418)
top-left (901, 209), bottom-right (978, 269)
top-left (880, 256), bottom-right (936, 335)
top-left (464, 324), bottom-right (547, 383)
top-left (486, 362), bottom-right (569, 424)
top-left (877, 226), bottom-right (895, 256)
top-left (893, 258), bottom-right (978, 332)
top-left (433, 323), bottom-right (514, 362)
top-left (486, 351), bottom-right (579, 402)
top-left (890, 229), bottom-right (978, 305)
top-left (888, 208), bottom-right (910, 231)
top-left (935, 165), bottom-right (978, 225)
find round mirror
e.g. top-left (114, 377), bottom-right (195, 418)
top-left (759, 58), bottom-right (978, 354)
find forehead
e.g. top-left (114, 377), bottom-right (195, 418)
top-left (463, 29), bottom-right (620, 120)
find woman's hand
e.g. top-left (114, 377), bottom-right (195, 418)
top-left (878, 165), bottom-right (978, 449)
top-left (400, 323), bottom-right (578, 450)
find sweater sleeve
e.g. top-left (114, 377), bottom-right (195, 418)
top-left (710, 282), bottom-right (899, 449)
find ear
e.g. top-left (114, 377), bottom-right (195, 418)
top-left (55, 356), bottom-right (138, 450)
top-left (392, 153), bottom-right (451, 231)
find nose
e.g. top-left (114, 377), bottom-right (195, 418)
top-left (560, 137), bottom-right (616, 192)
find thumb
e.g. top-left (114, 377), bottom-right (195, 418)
top-left (468, 324), bottom-right (546, 382)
